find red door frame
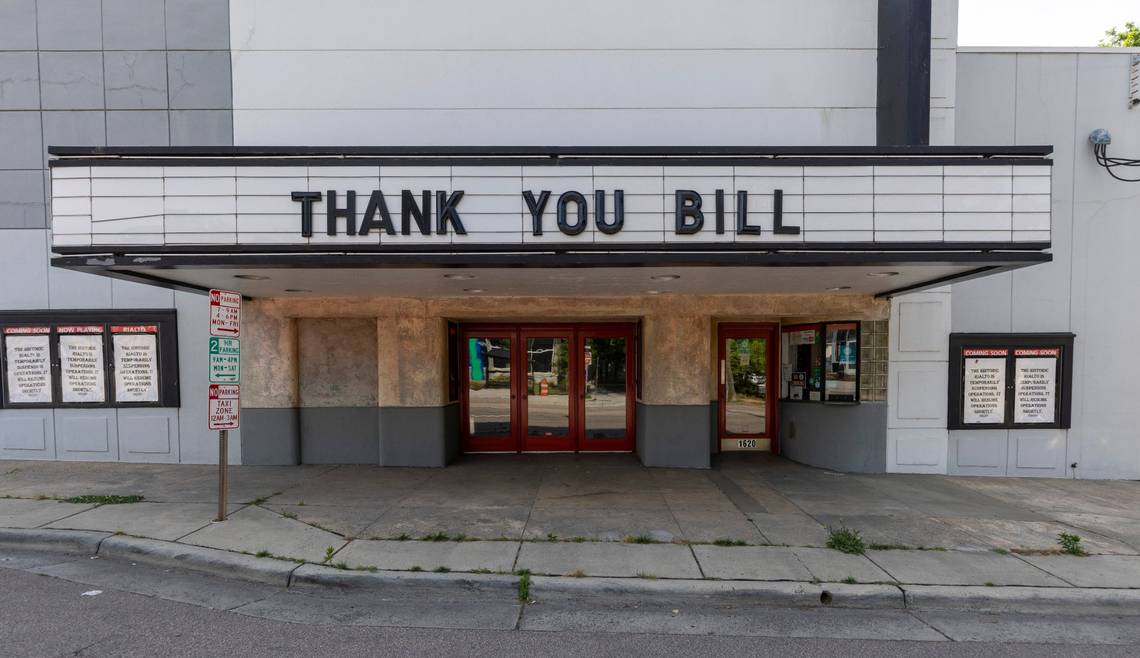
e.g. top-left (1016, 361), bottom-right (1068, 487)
top-left (459, 327), bottom-right (519, 453)
top-left (577, 323), bottom-right (637, 453)
top-left (519, 326), bottom-right (577, 452)
top-left (459, 322), bottom-right (636, 453)
top-left (716, 323), bottom-right (779, 453)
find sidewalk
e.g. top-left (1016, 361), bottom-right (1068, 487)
top-left (2, 454), bottom-right (1140, 611)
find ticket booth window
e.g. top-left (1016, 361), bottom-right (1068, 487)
top-left (781, 322), bottom-right (861, 404)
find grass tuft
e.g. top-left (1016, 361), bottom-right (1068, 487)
top-left (421, 531), bottom-right (450, 542)
top-left (518, 572), bottom-right (531, 602)
top-left (1059, 532), bottom-right (1087, 556)
top-left (410, 565), bottom-right (423, 572)
top-left (567, 569), bottom-right (586, 578)
top-left (623, 534), bottom-right (659, 545)
top-left (434, 566), bottom-right (451, 573)
top-left (711, 538), bottom-right (748, 547)
top-left (867, 543), bottom-right (911, 551)
top-left (64, 494), bottom-right (143, 505)
top-left (322, 546), bottom-right (336, 563)
top-left (841, 576), bottom-right (858, 584)
top-left (826, 526), bottom-right (866, 555)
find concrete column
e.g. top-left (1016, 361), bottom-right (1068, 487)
top-left (637, 314), bottom-right (712, 468)
top-left (376, 312), bottom-right (457, 467)
top-left (240, 301), bottom-right (300, 465)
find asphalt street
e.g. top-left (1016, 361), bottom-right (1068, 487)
top-left (2, 550), bottom-right (1138, 657)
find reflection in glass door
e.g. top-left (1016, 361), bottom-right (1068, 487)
top-left (718, 324), bottom-right (777, 452)
top-left (464, 333), bottom-right (516, 451)
top-left (522, 331), bottom-right (575, 451)
top-left (580, 331), bottom-right (633, 450)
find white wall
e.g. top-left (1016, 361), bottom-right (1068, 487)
top-left (953, 49), bottom-right (1140, 479)
top-left (229, 0), bottom-right (880, 146)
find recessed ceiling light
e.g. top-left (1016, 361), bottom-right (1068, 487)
top-left (284, 288), bottom-right (312, 293)
top-left (444, 273), bottom-right (476, 280)
top-left (826, 286), bottom-right (852, 291)
top-left (463, 288), bottom-right (486, 293)
top-left (866, 271), bottom-right (900, 278)
top-left (234, 274), bottom-right (270, 280)
top-left (649, 274), bottom-right (680, 281)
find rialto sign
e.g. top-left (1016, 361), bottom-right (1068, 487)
top-left (291, 188), bottom-right (800, 238)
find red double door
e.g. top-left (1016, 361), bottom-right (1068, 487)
top-left (460, 323), bottom-right (636, 453)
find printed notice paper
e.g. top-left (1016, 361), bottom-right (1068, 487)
top-left (113, 332), bottom-right (158, 403)
top-left (4, 330), bottom-right (52, 404)
top-left (59, 331), bottom-right (106, 403)
top-left (1015, 350), bottom-right (1058, 424)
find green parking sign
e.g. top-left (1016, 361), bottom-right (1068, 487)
top-left (208, 336), bottom-right (240, 383)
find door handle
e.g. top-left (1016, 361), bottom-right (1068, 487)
top-left (719, 360), bottom-right (726, 386)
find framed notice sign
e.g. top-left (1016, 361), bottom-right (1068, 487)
top-left (112, 325), bottom-right (160, 404)
top-left (2, 327), bottom-right (53, 405)
top-left (948, 333), bottom-right (1073, 430)
top-left (58, 325), bottom-right (106, 404)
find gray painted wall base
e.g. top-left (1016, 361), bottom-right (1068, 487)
top-left (636, 402), bottom-right (711, 469)
top-left (779, 401), bottom-right (887, 473)
top-left (378, 403), bottom-right (459, 468)
top-left (241, 408), bottom-right (300, 465)
top-left (300, 407), bottom-right (379, 464)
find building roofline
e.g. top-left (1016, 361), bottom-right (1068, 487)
top-left (959, 46), bottom-right (1140, 54)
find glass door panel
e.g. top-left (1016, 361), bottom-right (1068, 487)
top-left (463, 334), bottom-right (516, 451)
top-left (583, 337), bottom-right (628, 440)
top-left (718, 324), bottom-right (777, 452)
top-left (724, 337), bottom-right (768, 435)
top-left (521, 331), bottom-right (575, 451)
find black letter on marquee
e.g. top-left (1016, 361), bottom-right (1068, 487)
top-left (557, 191), bottom-right (588, 235)
top-left (326, 190), bottom-right (357, 236)
top-left (737, 190), bottom-right (761, 235)
top-left (291, 191), bottom-right (321, 238)
top-left (772, 189), bottom-right (799, 234)
top-left (715, 189), bottom-right (725, 234)
top-left (674, 190), bottom-right (703, 234)
top-left (594, 190), bottom-right (624, 235)
top-left (436, 191), bottom-right (466, 235)
top-left (523, 190), bottom-right (551, 236)
top-left (359, 190), bottom-right (396, 236)
top-left (401, 190), bottom-right (432, 235)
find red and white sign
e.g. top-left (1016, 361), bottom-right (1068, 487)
top-left (208, 384), bottom-right (240, 430)
top-left (209, 289), bottom-right (242, 337)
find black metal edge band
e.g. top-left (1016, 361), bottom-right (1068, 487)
top-left (46, 155), bottom-right (1054, 168)
top-left (50, 241), bottom-right (1053, 256)
top-left (46, 145), bottom-right (1055, 158)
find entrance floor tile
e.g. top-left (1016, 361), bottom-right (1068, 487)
top-left (937, 517), bottom-right (1137, 555)
top-left (1017, 554), bottom-right (1140, 588)
top-left (517, 541), bottom-right (702, 579)
top-left (814, 514), bottom-right (989, 550)
top-left (0, 499), bottom-right (93, 528)
top-left (692, 545), bottom-right (812, 581)
top-left (745, 512), bottom-right (828, 546)
top-left (522, 507), bottom-right (682, 543)
top-left (264, 504), bottom-right (387, 539)
top-left (791, 546), bottom-right (894, 583)
top-left (866, 549), bottom-right (1068, 587)
top-left (178, 505), bottom-right (346, 563)
top-left (361, 505), bottom-right (532, 541)
top-left (45, 502), bottom-right (238, 541)
top-left (333, 539), bottom-right (519, 573)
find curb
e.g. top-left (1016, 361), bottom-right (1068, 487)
top-left (0, 527), bottom-right (110, 555)
top-left (530, 576), bottom-right (906, 609)
top-left (902, 585), bottom-right (1140, 616)
top-left (291, 564), bottom-right (519, 592)
top-left (4, 531), bottom-right (1140, 616)
top-left (97, 536), bottom-right (299, 587)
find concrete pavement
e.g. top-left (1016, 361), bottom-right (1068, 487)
top-left (3, 453), bottom-right (1140, 612)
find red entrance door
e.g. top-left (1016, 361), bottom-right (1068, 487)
top-left (460, 323), bottom-right (636, 453)
top-left (717, 323), bottom-right (779, 453)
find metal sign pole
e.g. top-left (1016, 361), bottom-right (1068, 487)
top-left (216, 429), bottom-right (228, 522)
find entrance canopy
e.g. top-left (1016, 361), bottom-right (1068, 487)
top-left (46, 146), bottom-right (1053, 298)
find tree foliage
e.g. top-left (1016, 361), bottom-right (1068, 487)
top-left (1099, 21), bottom-right (1140, 47)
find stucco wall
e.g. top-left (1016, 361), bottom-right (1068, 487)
top-left (954, 49), bottom-right (1140, 479)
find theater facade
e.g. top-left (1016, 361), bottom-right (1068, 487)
top-left (2, 0), bottom-right (1136, 477)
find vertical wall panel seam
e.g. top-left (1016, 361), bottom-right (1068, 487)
top-left (1069, 53), bottom-right (1082, 477)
